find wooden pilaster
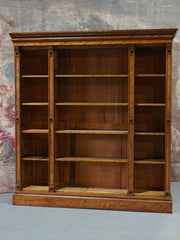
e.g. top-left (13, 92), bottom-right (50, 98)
top-left (48, 47), bottom-right (55, 192)
top-left (128, 46), bottom-right (135, 195)
top-left (15, 46), bottom-right (21, 191)
top-left (165, 44), bottom-right (172, 196)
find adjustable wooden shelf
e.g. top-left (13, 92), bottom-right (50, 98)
top-left (10, 28), bottom-right (177, 213)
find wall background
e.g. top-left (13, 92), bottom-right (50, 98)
top-left (0, 0), bottom-right (180, 192)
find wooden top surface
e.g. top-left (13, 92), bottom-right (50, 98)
top-left (10, 28), bottom-right (177, 39)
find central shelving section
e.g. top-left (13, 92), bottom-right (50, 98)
top-left (54, 48), bottom-right (129, 192)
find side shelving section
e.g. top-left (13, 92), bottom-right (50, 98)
top-left (134, 47), bottom-right (166, 196)
top-left (19, 48), bottom-right (49, 192)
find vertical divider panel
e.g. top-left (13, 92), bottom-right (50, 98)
top-left (48, 47), bottom-right (55, 192)
top-left (15, 46), bottom-right (21, 191)
top-left (128, 46), bottom-right (135, 195)
top-left (165, 44), bottom-right (172, 196)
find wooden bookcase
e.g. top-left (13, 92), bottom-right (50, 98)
top-left (10, 29), bottom-right (177, 213)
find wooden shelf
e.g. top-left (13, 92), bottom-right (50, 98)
top-left (55, 130), bottom-right (128, 135)
top-left (56, 187), bottom-right (128, 196)
top-left (55, 74), bottom-right (128, 78)
top-left (56, 157), bottom-right (128, 163)
top-left (21, 75), bottom-right (48, 78)
top-left (56, 102), bottom-right (128, 106)
top-left (22, 156), bottom-right (49, 161)
top-left (22, 102), bottom-right (48, 106)
top-left (136, 74), bottom-right (165, 77)
top-left (22, 129), bottom-right (49, 133)
top-left (135, 132), bottom-right (165, 136)
top-left (134, 189), bottom-right (164, 196)
top-left (22, 185), bottom-right (49, 192)
top-left (134, 159), bottom-right (165, 164)
top-left (135, 103), bottom-right (165, 107)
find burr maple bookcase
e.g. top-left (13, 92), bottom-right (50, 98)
top-left (10, 29), bottom-right (177, 213)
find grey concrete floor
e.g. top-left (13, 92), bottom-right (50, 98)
top-left (0, 182), bottom-right (180, 240)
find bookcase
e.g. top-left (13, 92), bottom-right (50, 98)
top-left (10, 29), bottom-right (177, 213)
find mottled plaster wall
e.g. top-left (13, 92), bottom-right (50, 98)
top-left (0, 0), bottom-right (180, 192)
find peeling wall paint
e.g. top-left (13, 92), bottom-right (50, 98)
top-left (0, 0), bottom-right (180, 192)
